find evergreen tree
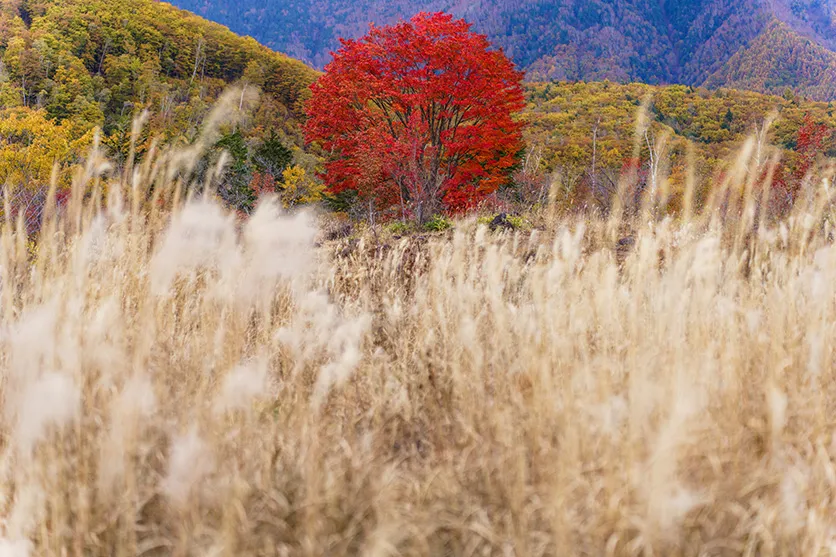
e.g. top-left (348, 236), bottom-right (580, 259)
top-left (253, 131), bottom-right (293, 183)
top-left (214, 129), bottom-right (255, 212)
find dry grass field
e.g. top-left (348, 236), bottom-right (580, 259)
top-left (2, 94), bottom-right (836, 556)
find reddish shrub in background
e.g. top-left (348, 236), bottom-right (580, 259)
top-left (768, 114), bottom-right (832, 215)
top-left (305, 12), bottom-right (526, 223)
top-left (794, 114), bottom-right (831, 180)
top-left (3, 187), bottom-right (71, 236)
top-left (249, 172), bottom-right (278, 199)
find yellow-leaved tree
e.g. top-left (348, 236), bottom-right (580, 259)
top-left (0, 107), bottom-right (94, 237)
top-left (0, 107), bottom-right (92, 190)
top-left (280, 164), bottom-right (324, 208)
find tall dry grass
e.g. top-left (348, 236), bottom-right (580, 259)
top-left (1, 90), bottom-right (836, 556)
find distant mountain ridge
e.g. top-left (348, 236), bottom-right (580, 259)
top-left (166, 0), bottom-right (836, 100)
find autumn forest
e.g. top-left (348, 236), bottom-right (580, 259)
top-left (0, 0), bottom-right (834, 228)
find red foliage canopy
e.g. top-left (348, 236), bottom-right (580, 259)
top-left (770, 114), bottom-right (833, 214)
top-left (795, 114), bottom-right (831, 179)
top-left (304, 12), bottom-right (526, 221)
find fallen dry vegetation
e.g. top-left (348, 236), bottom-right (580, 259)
top-left (2, 96), bottom-right (836, 556)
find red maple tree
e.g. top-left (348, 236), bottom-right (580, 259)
top-left (304, 12), bottom-right (526, 222)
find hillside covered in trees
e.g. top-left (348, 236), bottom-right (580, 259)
top-left (0, 0), bottom-right (319, 215)
top-left (0, 0), bottom-right (833, 225)
top-left (520, 80), bottom-right (836, 212)
top-left (168, 0), bottom-right (836, 101)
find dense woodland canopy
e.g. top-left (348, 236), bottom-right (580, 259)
top-left (521, 81), bottom-right (836, 213)
top-left (0, 0), bottom-right (320, 214)
top-left (703, 19), bottom-right (836, 101)
top-left (170, 0), bottom-right (836, 100)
